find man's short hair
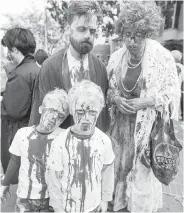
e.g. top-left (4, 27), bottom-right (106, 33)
top-left (35, 49), bottom-right (48, 65)
top-left (1, 28), bottom-right (36, 56)
top-left (67, 1), bottom-right (102, 25)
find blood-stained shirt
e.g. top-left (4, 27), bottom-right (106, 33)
top-left (9, 126), bottom-right (64, 199)
top-left (47, 127), bottom-right (115, 212)
top-left (67, 48), bottom-right (90, 86)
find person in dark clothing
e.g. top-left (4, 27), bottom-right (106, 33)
top-left (29, 1), bottom-right (110, 133)
top-left (1, 28), bottom-right (40, 172)
top-left (35, 49), bottom-right (48, 67)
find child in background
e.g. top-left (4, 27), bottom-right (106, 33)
top-left (0, 88), bottom-right (69, 212)
top-left (48, 80), bottom-right (115, 212)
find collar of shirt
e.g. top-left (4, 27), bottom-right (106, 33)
top-left (67, 48), bottom-right (88, 72)
top-left (36, 61), bottom-right (41, 68)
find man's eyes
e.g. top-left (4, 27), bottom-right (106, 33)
top-left (89, 29), bottom-right (96, 34)
top-left (77, 28), bottom-right (96, 34)
top-left (78, 27), bottom-right (86, 32)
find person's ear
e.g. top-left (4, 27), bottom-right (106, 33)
top-left (39, 106), bottom-right (43, 114)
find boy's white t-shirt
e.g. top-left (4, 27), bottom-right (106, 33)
top-left (9, 126), bottom-right (64, 199)
top-left (48, 127), bottom-right (115, 212)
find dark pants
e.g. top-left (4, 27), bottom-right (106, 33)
top-left (181, 82), bottom-right (184, 120)
top-left (1, 118), bottom-right (10, 173)
top-left (15, 197), bottom-right (54, 212)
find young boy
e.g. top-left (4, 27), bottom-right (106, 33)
top-left (48, 80), bottom-right (115, 212)
top-left (0, 88), bottom-right (69, 212)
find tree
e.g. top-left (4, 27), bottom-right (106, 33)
top-left (155, 1), bottom-right (177, 29)
top-left (1, 9), bottom-right (62, 54)
top-left (46, 0), bottom-right (120, 39)
top-left (98, 1), bottom-right (120, 37)
top-left (47, 0), bottom-right (68, 34)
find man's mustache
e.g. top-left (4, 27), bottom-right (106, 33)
top-left (81, 40), bottom-right (93, 45)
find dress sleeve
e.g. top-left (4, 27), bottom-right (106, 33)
top-left (1, 74), bottom-right (31, 119)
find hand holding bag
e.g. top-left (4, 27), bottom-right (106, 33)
top-left (141, 110), bottom-right (183, 185)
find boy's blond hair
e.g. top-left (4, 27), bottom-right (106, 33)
top-left (42, 88), bottom-right (69, 114)
top-left (68, 80), bottom-right (104, 115)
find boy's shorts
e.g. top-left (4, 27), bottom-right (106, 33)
top-left (15, 197), bottom-right (54, 212)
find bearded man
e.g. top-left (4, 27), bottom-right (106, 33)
top-left (29, 1), bottom-right (110, 132)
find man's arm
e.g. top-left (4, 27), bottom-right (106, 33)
top-left (28, 74), bottom-right (42, 126)
top-left (29, 62), bottom-right (52, 126)
top-left (1, 154), bottom-right (20, 186)
top-left (1, 75), bottom-right (31, 119)
top-left (0, 155), bottom-right (20, 203)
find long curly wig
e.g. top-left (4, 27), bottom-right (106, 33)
top-left (116, 1), bottom-right (164, 38)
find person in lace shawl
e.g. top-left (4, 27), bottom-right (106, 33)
top-left (107, 1), bottom-right (180, 212)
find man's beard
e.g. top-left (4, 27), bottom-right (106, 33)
top-left (70, 36), bottom-right (93, 55)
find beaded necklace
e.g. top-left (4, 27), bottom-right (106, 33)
top-left (122, 45), bottom-right (145, 93)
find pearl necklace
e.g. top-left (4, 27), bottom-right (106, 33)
top-left (127, 57), bottom-right (143, 69)
top-left (127, 48), bottom-right (144, 68)
top-left (121, 66), bottom-right (143, 93)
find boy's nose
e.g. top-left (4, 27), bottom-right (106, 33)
top-left (53, 112), bottom-right (58, 119)
top-left (84, 112), bottom-right (90, 120)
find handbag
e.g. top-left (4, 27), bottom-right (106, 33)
top-left (141, 110), bottom-right (183, 185)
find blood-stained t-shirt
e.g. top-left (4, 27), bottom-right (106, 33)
top-left (48, 127), bottom-right (115, 212)
top-left (9, 126), bottom-right (64, 199)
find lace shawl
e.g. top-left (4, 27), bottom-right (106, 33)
top-left (107, 39), bottom-right (180, 173)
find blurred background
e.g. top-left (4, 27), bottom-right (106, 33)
top-left (0, 0), bottom-right (183, 56)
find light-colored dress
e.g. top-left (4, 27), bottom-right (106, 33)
top-left (107, 39), bottom-right (180, 212)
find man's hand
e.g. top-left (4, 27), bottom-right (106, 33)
top-left (126, 97), bottom-right (154, 111)
top-left (97, 201), bottom-right (108, 212)
top-left (114, 96), bottom-right (136, 114)
top-left (0, 185), bottom-right (10, 203)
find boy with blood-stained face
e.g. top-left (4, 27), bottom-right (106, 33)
top-left (0, 89), bottom-right (69, 212)
top-left (47, 80), bottom-right (115, 213)
top-left (72, 96), bottom-right (99, 135)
